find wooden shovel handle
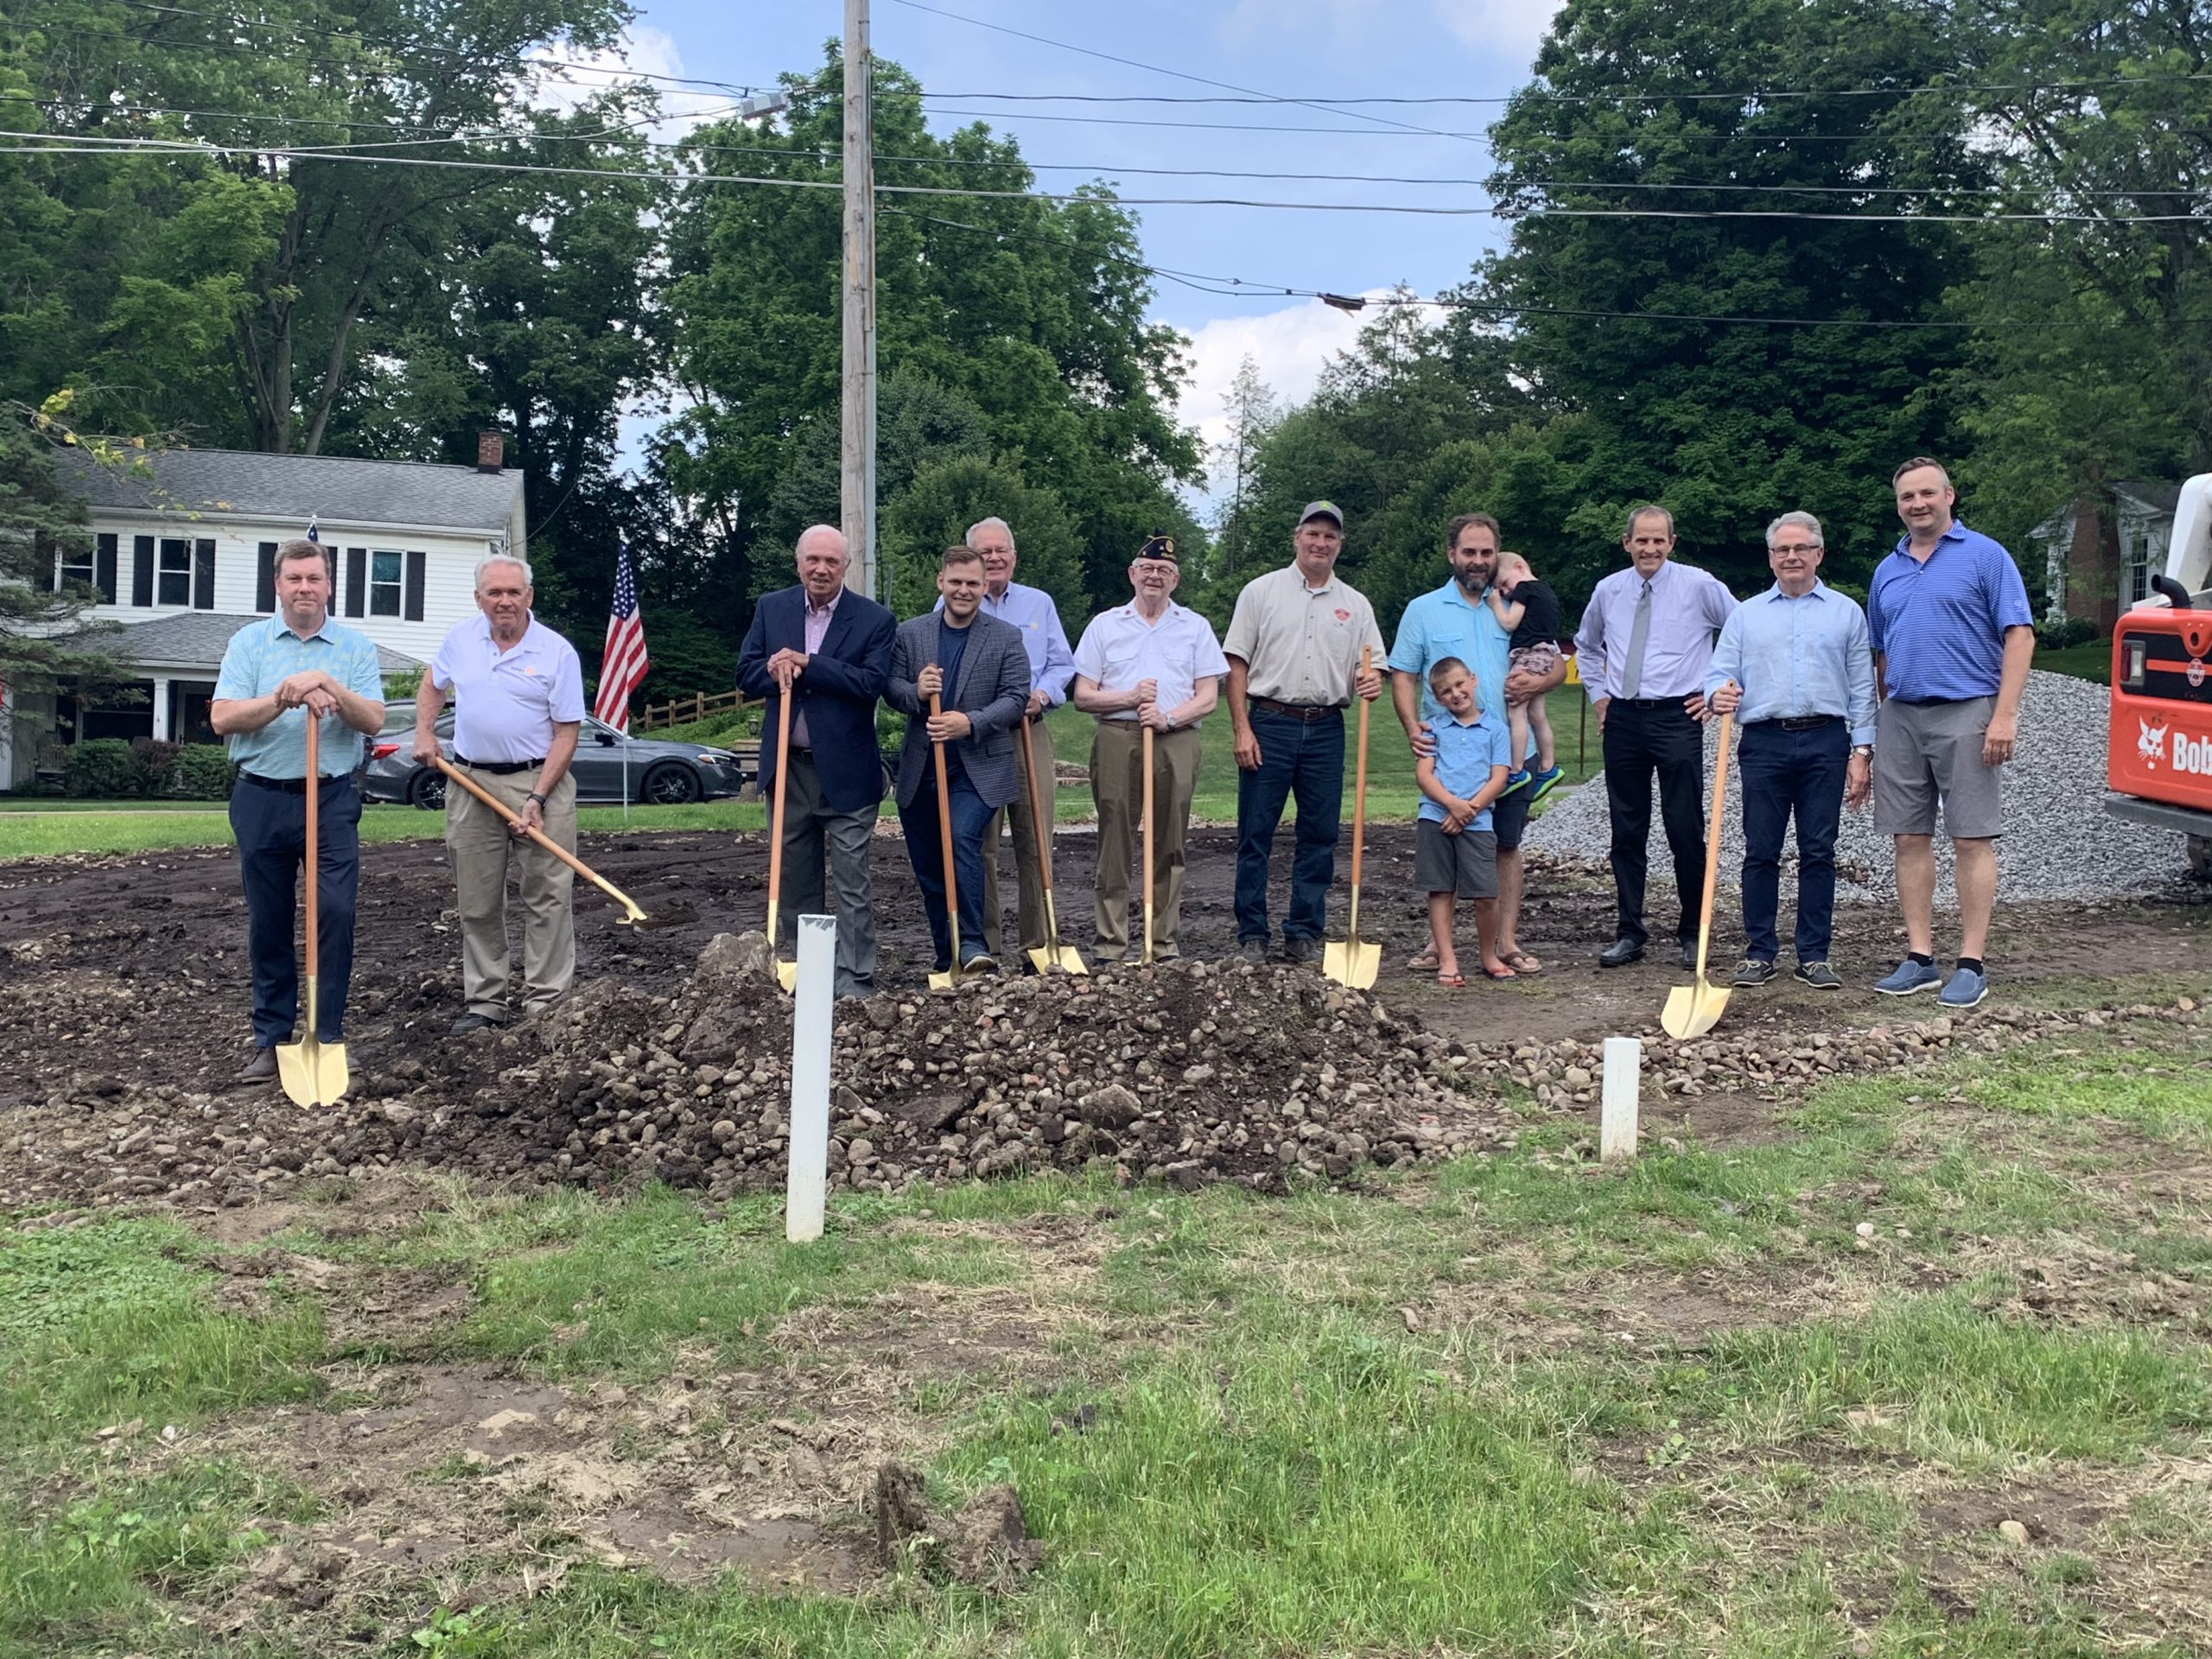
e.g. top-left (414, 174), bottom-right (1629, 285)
top-left (428, 754), bottom-right (633, 908)
top-left (1014, 715), bottom-right (1055, 899)
top-left (931, 692), bottom-right (959, 943)
top-left (1348, 645), bottom-right (1371, 893)
top-left (1693, 710), bottom-right (1734, 979)
top-left (766, 686), bottom-right (793, 912)
top-left (302, 711), bottom-right (319, 970)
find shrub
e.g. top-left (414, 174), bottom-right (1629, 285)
top-left (174, 745), bottom-right (236, 800)
top-left (63, 739), bottom-right (137, 798)
top-left (2036, 616), bottom-right (2098, 652)
top-left (128, 738), bottom-right (181, 797)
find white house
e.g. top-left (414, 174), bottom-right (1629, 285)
top-left (3, 441), bottom-right (524, 787)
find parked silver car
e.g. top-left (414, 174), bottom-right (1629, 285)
top-left (365, 702), bottom-right (752, 808)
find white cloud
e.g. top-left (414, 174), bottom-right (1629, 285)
top-left (1431, 0), bottom-right (1563, 61)
top-left (1173, 296), bottom-right (1379, 505)
top-left (527, 25), bottom-right (749, 147)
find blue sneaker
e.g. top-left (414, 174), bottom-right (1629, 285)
top-left (1529, 765), bottom-right (1566, 803)
top-left (1501, 768), bottom-right (1531, 794)
top-left (1873, 957), bottom-right (1942, 996)
top-left (1938, 966), bottom-right (1989, 1009)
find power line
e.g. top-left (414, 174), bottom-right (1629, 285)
top-left (881, 0), bottom-right (1482, 148)
top-left (917, 73), bottom-right (2212, 107)
top-left (12, 133), bottom-right (2206, 223)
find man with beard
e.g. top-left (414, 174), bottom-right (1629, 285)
top-left (1388, 512), bottom-right (1567, 977)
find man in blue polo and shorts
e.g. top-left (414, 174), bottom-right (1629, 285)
top-left (1389, 511), bottom-right (1568, 976)
top-left (1866, 457), bottom-right (2034, 1009)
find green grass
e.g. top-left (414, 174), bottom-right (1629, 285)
top-left (2035, 641), bottom-right (2113, 684)
top-left (9, 1027), bottom-right (2212, 1656)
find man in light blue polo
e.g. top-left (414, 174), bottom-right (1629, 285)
top-left (413, 553), bottom-right (586, 1034)
top-left (1389, 512), bottom-right (1567, 976)
top-left (211, 539), bottom-right (385, 1084)
top-left (1706, 512), bottom-right (1878, 991)
top-left (1865, 457), bottom-right (2034, 1009)
top-left (961, 517), bottom-right (1077, 966)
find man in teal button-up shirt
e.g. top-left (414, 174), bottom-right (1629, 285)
top-left (210, 539), bottom-right (385, 1083)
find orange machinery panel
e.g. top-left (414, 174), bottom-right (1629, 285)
top-left (2109, 606), bottom-right (2212, 811)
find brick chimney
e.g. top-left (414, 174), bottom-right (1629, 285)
top-left (476, 430), bottom-right (505, 473)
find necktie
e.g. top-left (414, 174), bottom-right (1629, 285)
top-left (1618, 579), bottom-right (1653, 700)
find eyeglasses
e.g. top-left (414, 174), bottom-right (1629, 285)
top-left (1772, 543), bottom-right (1822, 555)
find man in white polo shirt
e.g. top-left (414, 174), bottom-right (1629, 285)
top-left (1071, 534), bottom-right (1229, 963)
top-left (411, 553), bottom-right (587, 1033)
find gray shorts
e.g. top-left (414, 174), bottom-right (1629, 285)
top-left (1872, 696), bottom-right (2004, 840)
top-left (1415, 820), bottom-right (1499, 898)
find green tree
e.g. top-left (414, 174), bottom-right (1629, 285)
top-left (0, 410), bottom-right (130, 748)
top-left (879, 454), bottom-right (1086, 621)
top-left (1207, 354), bottom-right (1279, 592)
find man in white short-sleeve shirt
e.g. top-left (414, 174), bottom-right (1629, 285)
top-left (1071, 534), bottom-right (1229, 961)
top-left (413, 553), bottom-right (587, 1033)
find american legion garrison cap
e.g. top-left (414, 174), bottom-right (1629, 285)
top-left (1137, 533), bottom-right (1178, 563)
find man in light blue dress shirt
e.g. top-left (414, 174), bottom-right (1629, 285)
top-left (1573, 505), bottom-right (1739, 968)
top-left (962, 517), bottom-right (1077, 965)
top-left (1706, 512), bottom-right (1877, 991)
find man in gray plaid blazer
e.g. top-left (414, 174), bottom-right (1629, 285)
top-left (887, 545), bottom-right (1033, 975)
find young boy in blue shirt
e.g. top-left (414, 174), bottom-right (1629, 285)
top-left (1413, 657), bottom-right (1516, 984)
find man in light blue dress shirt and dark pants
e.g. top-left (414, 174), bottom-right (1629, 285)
top-left (1864, 458), bottom-right (2035, 1009)
top-left (211, 540), bottom-right (386, 1083)
top-left (1573, 505), bottom-right (1739, 969)
top-left (1705, 512), bottom-right (1878, 991)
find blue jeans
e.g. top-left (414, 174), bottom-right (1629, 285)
top-left (1738, 720), bottom-right (1848, 963)
top-left (899, 766), bottom-right (998, 969)
top-left (1234, 706), bottom-right (1345, 944)
top-left (229, 773), bottom-right (361, 1046)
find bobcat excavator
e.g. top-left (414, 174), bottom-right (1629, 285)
top-left (2106, 472), bottom-right (2212, 880)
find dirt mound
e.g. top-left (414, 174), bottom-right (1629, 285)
top-left (3, 938), bottom-right (1518, 1209)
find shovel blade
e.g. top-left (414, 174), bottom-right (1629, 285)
top-left (1661, 978), bottom-right (1731, 1039)
top-left (774, 959), bottom-right (798, 994)
top-left (1027, 943), bottom-right (1090, 976)
top-left (1322, 938), bottom-right (1382, 990)
top-left (275, 1033), bottom-right (350, 1108)
top-left (927, 967), bottom-right (959, 991)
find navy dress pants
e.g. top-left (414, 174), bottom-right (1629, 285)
top-left (229, 773), bottom-right (361, 1046)
top-left (1738, 720), bottom-right (1848, 963)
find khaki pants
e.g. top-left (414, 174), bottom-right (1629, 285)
top-left (1090, 721), bottom-right (1201, 961)
top-left (981, 716), bottom-right (1055, 959)
top-left (446, 766), bottom-right (576, 1019)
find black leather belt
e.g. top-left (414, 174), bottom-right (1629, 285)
top-left (455, 755), bottom-right (545, 775)
top-left (1763, 715), bottom-right (1842, 732)
top-left (242, 772), bottom-right (348, 794)
top-left (1250, 696), bottom-right (1340, 721)
top-left (1891, 696), bottom-right (1981, 708)
top-left (1611, 697), bottom-right (1680, 709)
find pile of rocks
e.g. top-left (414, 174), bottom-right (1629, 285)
top-left (1525, 669), bottom-right (2193, 902)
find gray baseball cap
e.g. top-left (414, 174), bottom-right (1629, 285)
top-left (1299, 499), bottom-right (1344, 528)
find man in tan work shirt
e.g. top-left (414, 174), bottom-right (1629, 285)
top-left (1223, 500), bottom-right (1385, 964)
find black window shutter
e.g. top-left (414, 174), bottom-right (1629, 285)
top-left (192, 538), bottom-right (215, 610)
top-left (131, 535), bottom-right (155, 607)
top-left (403, 550), bottom-right (426, 621)
top-left (255, 542), bottom-right (277, 613)
top-left (37, 533), bottom-right (55, 592)
top-left (95, 533), bottom-right (118, 603)
top-left (345, 547), bottom-right (366, 618)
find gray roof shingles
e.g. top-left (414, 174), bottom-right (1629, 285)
top-left (57, 446), bottom-right (520, 535)
top-left (61, 613), bottom-right (422, 674)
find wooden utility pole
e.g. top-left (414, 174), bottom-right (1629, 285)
top-left (840, 0), bottom-right (877, 600)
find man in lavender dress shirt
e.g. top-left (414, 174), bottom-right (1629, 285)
top-left (1573, 505), bottom-right (1739, 968)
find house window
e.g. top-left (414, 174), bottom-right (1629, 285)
top-left (157, 538), bottom-right (192, 606)
top-left (55, 537), bottom-right (93, 592)
top-left (370, 550), bottom-right (404, 616)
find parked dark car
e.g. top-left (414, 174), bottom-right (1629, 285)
top-left (364, 702), bottom-right (751, 808)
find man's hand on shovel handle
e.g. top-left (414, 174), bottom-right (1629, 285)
top-left (512, 796), bottom-right (545, 839)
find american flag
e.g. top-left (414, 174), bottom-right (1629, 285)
top-left (594, 545), bottom-right (651, 730)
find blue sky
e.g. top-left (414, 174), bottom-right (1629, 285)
top-left (553, 0), bottom-right (1565, 493)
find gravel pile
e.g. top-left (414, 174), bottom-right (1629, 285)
top-left (1526, 670), bottom-right (2190, 902)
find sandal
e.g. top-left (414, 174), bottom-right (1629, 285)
top-left (1482, 964), bottom-right (1518, 981)
top-left (1435, 969), bottom-right (1465, 988)
top-left (1502, 952), bottom-right (1543, 975)
top-left (1405, 946), bottom-right (1440, 972)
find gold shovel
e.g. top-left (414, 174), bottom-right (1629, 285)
top-left (926, 691), bottom-right (968, 990)
top-left (427, 756), bottom-right (671, 928)
top-left (276, 712), bottom-right (350, 1108)
top-left (1323, 646), bottom-right (1381, 989)
top-left (1141, 722), bottom-right (1157, 966)
top-left (1662, 709), bottom-right (1736, 1040)
top-left (763, 688), bottom-right (798, 992)
top-left (1014, 714), bottom-right (1085, 975)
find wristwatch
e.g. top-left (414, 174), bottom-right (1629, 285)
top-left (528, 790), bottom-right (550, 804)
top-left (1851, 745), bottom-right (1873, 759)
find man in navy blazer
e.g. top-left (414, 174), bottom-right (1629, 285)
top-left (887, 545), bottom-right (1032, 976)
top-left (736, 525), bottom-right (896, 998)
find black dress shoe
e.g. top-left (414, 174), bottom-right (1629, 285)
top-left (1598, 938), bottom-right (1645, 968)
top-left (449, 1012), bottom-right (507, 1036)
top-left (1679, 940), bottom-right (1701, 969)
top-left (236, 1045), bottom-right (278, 1084)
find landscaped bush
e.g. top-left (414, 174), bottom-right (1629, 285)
top-left (63, 740), bottom-right (137, 798)
top-left (128, 738), bottom-right (181, 798)
top-left (2037, 616), bottom-right (2099, 651)
top-left (173, 745), bottom-right (237, 800)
